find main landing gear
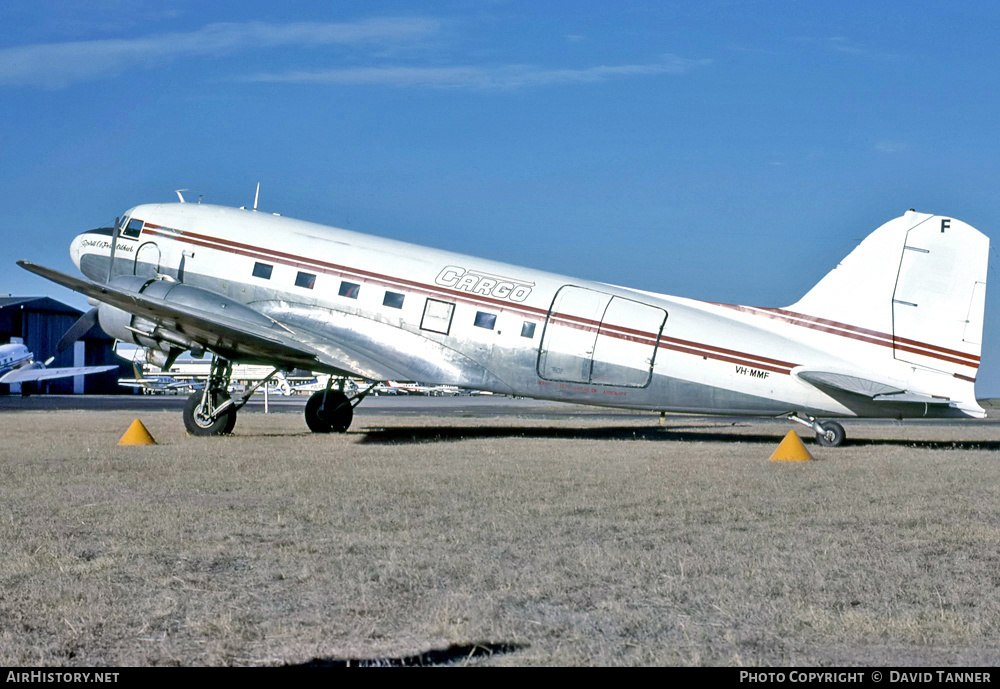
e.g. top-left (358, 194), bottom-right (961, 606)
top-left (789, 413), bottom-right (846, 447)
top-left (182, 356), bottom-right (281, 436)
top-left (181, 358), bottom-right (373, 436)
top-left (304, 378), bottom-right (373, 433)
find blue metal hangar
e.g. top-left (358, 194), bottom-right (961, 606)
top-left (0, 296), bottom-right (125, 394)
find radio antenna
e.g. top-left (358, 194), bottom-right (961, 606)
top-left (253, 182), bottom-right (260, 211)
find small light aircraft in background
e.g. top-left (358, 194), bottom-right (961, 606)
top-left (380, 381), bottom-right (462, 396)
top-left (18, 196), bottom-right (989, 445)
top-left (112, 340), bottom-right (314, 395)
top-left (0, 342), bottom-right (116, 388)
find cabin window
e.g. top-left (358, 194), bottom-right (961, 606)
top-left (120, 217), bottom-right (143, 239)
top-left (474, 311), bottom-right (497, 330)
top-left (339, 281), bottom-right (360, 299)
top-left (295, 271), bottom-right (316, 289)
top-left (383, 291), bottom-right (405, 309)
top-left (252, 262), bottom-right (273, 280)
top-left (421, 299), bottom-right (455, 335)
top-left (521, 321), bottom-right (536, 338)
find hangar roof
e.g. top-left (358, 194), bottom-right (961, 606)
top-left (0, 296), bottom-right (83, 316)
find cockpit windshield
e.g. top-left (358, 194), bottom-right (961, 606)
top-left (119, 215), bottom-right (143, 239)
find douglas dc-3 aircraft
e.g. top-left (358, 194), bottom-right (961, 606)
top-left (18, 199), bottom-right (988, 445)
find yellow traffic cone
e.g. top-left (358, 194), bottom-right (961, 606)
top-left (118, 419), bottom-right (157, 446)
top-left (769, 430), bottom-right (812, 462)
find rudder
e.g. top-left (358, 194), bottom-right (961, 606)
top-left (890, 215), bottom-right (987, 378)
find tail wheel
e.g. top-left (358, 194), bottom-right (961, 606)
top-left (815, 420), bottom-right (846, 447)
top-left (305, 390), bottom-right (353, 433)
top-left (183, 390), bottom-right (237, 436)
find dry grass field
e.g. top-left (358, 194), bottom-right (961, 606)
top-left (1, 408), bottom-right (998, 666)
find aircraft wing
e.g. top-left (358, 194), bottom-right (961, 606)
top-left (17, 261), bottom-right (413, 382)
top-left (0, 363), bottom-right (118, 385)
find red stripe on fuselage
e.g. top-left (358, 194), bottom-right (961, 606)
top-left (139, 224), bottom-right (799, 376)
top-left (717, 304), bottom-right (979, 370)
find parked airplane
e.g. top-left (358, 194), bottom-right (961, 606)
top-left (381, 381), bottom-right (462, 396)
top-left (113, 340), bottom-right (315, 395)
top-left (18, 200), bottom-right (988, 444)
top-left (0, 342), bottom-right (116, 387)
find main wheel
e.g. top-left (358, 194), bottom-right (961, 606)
top-left (815, 420), bottom-right (846, 447)
top-left (305, 390), bottom-right (353, 433)
top-left (183, 390), bottom-right (237, 436)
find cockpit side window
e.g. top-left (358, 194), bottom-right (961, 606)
top-left (120, 217), bottom-right (143, 239)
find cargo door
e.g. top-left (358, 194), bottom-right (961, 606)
top-left (538, 286), bottom-right (666, 387)
top-left (537, 286), bottom-right (611, 383)
top-left (591, 297), bottom-right (666, 388)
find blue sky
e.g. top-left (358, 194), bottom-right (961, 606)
top-left (3, 1), bottom-right (1000, 395)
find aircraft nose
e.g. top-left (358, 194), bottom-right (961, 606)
top-left (69, 232), bottom-right (85, 269)
top-left (69, 231), bottom-right (92, 270)
top-left (70, 227), bottom-right (115, 278)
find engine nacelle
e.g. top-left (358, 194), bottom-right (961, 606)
top-left (98, 302), bottom-right (169, 351)
top-left (96, 275), bottom-right (274, 357)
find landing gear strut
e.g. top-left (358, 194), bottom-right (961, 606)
top-left (182, 356), bottom-right (282, 436)
top-left (304, 378), bottom-right (373, 433)
top-left (788, 413), bottom-right (846, 447)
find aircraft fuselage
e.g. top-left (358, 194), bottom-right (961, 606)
top-left (66, 203), bottom-right (984, 421)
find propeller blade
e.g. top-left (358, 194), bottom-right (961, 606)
top-left (57, 307), bottom-right (99, 352)
top-left (107, 217), bottom-right (120, 282)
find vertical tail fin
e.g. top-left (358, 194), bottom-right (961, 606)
top-left (788, 211), bottom-right (988, 408)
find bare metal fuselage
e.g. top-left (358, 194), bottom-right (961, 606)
top-left (64, 203), bottom-right (984, 420)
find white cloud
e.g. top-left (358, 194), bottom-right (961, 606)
top-left (249, 54), bottom-right (712, 90)
top-left (0, 18), bottom-right (439, 88)
top-left (791, 36), bottom-right (898, 60)
top-left (0, 18), bottom-right (711, 92)
top-left (875, 140), bottom-right (908, 154)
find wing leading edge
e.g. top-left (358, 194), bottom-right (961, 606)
top-left (17, 261), bottom-right (413, 382)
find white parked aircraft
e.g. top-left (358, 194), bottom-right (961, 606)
top-left (112, 340), bottom-right (313, 395)
top-left (0, 342), bottom-right (116, 387)
top-left (18, 200), bottom-right (988, 445)
top-left (381, 381), bottom-right (462, 396)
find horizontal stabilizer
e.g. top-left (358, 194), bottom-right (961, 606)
top-left (796, 369), bottom-right (956, 406)
top-left (795, 369), bottom-right (903, 397)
